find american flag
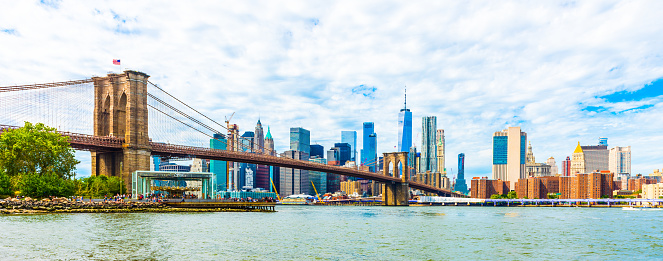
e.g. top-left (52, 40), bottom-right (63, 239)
top-left (113, 59), bottom-right (121, 65)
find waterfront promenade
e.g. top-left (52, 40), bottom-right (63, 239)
top-left (416, 196), bottom-right (663, 207)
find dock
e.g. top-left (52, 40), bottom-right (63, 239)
top-left (164, 202), bottom-right (276, 212)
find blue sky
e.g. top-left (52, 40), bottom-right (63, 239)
top-left (1, 1), bottom-right (662, 181)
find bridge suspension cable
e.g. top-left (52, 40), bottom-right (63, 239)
top-left (0, 79), bottom-right (93, 134)
top-left (0, 79), bottom-right (93, 93)
top-left (146, 81), bottom-right (276, 155)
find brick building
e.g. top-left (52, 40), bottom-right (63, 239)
top-left (470, 178), bottom-right (510, 199)
top-left (628, 177), bottom-right (657, 191)
top-left (559, 172), bottom-right (614, 199)
top-left (340, 180), bottom-right (362, 196)
top-left (515, 176), bottom-right (560, 199)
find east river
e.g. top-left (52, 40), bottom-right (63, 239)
top-left (1, 206), bottom-right (662, 260)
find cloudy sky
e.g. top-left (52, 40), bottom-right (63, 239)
top-left (1, 0), bottom-right (662, 181)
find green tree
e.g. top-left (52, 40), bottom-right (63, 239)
top-left (490, 194), bottom-right (501, 199)
top-left (0, 169), bottom-right (13, 196)
top-left (75, 175), bottom-right (126, 198)
top-left (0, 122), bottom-right (80, 197)
top-left (507, 191), bottom-right (518, 199)
top-left (18, 172), bottom-right (75, 198)
top-left (0, 122), bottom-right (79, 179)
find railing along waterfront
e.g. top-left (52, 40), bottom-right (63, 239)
top-left (418, 196), bottom-right (663, 206)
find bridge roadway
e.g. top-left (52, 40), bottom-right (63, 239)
top-left (0, 125), bottom-right (463, 197)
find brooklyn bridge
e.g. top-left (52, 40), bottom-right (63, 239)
top-left (0, 70), bottom-right (466, 205)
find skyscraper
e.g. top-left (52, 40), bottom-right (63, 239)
top-left (253, 120), bottom-right (269, 190)
top-left (571, 142), bottom-right (585, 175)
top-left (152, 156), bottom-right (163, 171)
top-left (526, 142), bottom-right (535, 164)
top-left (361, 122), bottom-right (377, 172)
top-left (420, 116), bottom-right (437, 173)
top-left (609, 146), bottom-right (631, 175)
top-left (309, 156), bottom-right (327, 195)
top-left (310, 144), bottom-right (324, 158)
top-left (279, 150), bottom-right (309, 197)
top-left (264, 126), bottom-right (275, 156)
top-left (190, 158), bottom-right (208, 172)
top-left (436, 129), bottom-right (445, 174)
top-left (454, 153), bottom-right (468, 194)
top-left (238, 162), bottom-right (257, 189)
top-left (210, 133), bottom-right (228, 191)
top-left (263, 127), bottom-right (278, 192)
top-left (333, 143), bottom-right (352, 166)
top-left (547, 157), bottom-right (558, 175)
top-left (240, 131), bottom-right (254, 152)
top-left (571, 141), bottom-right (609, 174)
top-left (562, 156), bottom-right (571, 176)
top-left (397, 88), bottom-right (412, 152)
top-left (408, 146), bottom-right (417, 177)
top-left (341, 131), bottom-right (357, 162)
top-left (581, 144), bottom-right (609, 173)
top-left (253, 119), bottom-right (264, 153)
top-left (290, 127), bottom-right (310, 154)
top-left (492, 127), bottom-right (527, 189)
top-left (239, 131), bottom-right (256, 189)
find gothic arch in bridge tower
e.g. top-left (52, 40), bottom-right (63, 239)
top-left (382, 152), bottom-right (408, 182)
top-left (101, 95), bottom-right (111, 136)
top-left (116, 92), bottom-right (127, 137)
top-left (381, 152), bottom-right (409, 206)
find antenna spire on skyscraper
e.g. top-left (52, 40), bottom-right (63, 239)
top-left (404, 85), bottom-right (407, 110)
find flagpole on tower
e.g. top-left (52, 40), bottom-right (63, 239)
top-left (113, 59), bottom-right (122, 73)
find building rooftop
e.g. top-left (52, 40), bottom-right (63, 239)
top-left (574, 142), bottom-right (583, 153)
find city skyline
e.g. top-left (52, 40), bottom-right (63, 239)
top-left (1, 1), bottom-right (662, 179)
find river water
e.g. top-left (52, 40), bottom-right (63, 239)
top-left (1, 206), bottom-right (662, 260)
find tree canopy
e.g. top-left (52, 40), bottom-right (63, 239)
top-left (0, 122), bottom-right (79, 179)
top-left (0, 122), bottom-right (80, 197)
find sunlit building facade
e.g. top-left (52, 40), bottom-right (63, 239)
top-left (492, 127), bottom-right (527, 189)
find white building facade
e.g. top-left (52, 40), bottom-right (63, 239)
top-left (609, 146), bottom-right (631, 175)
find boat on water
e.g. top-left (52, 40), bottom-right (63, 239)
top-left (279, 194), bottom-right (316, 205)
top-left (622, 207), bottom-right (662, 211)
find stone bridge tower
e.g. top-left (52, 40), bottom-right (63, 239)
top-left (382, 152), bottom-right (410, 206)
top-left (91, 70), bottom-right (151, 193)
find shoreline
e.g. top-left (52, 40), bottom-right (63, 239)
top-left (0, 197), bottom-right (276, 214)
top-left (1, 207), bottom-right (272, 215)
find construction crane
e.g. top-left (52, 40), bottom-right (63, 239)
top-left (271, 178), bottom-right (282, 202)
top-left (224, 112), bottom-right (236, 146)
top-left (311, 181), bottom-right (324, 203)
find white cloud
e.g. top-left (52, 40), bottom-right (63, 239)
top-left (1, 0), bottom-right (662, 178)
